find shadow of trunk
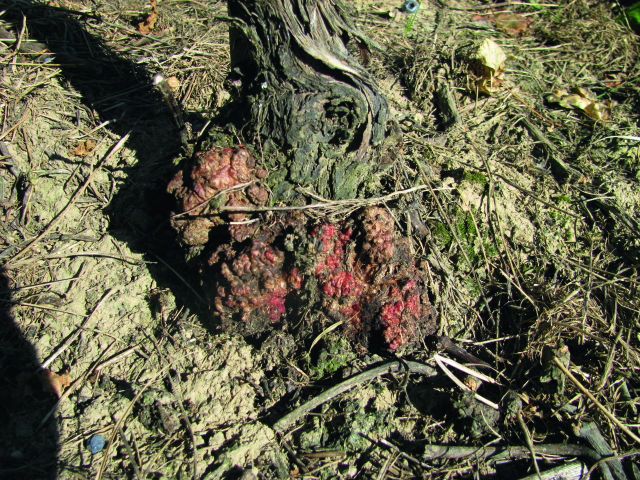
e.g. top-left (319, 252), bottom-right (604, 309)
top-left (0, 2), bottom-right (224, 473)
top-left (1, 0), bottom-right (211, 318)
top-left (0, 266), bottom-right (58, 478)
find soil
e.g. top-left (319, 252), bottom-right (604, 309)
top-left (1, 0), bottom-right (639, 478)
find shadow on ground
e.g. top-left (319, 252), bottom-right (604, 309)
top-left (0, 267), bottom-right (58, 479)
top-left (1, 1), bottom-right (226, 472)
top-left (2, 1), bottom-right (213, 314)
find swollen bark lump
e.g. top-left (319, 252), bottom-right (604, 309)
top-left (168, 148), bottom-right (437, 350)
top-left (167, 146), bottom-right (269, 245)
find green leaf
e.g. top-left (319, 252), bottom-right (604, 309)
top-left (619, 2), bottom-right (640, 33)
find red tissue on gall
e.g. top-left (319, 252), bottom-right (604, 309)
top-left (219, 211), bottom-right (432, 348)
top-left (167, 146), bottom-right (435, 350)
top-left (214, 239), bottom-right (302, 324)
top-left (378, 280), bottom-right (423, 350)
top-left (310, 208), bottom-right (434, 350)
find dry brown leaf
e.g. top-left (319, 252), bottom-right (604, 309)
top-left (472, 13), bottom-right (532, 37)
top-left (547, 88), bottom-right (615, 121)
top-left (603, 73), bottom-right (624, 88)
top-left (495, 13), bottom-right (532, 36)
top-left (137, 0), bottom-right (158, 34)
top-left (69, 139), bottom-right (96, 157)
top-left (38, 369), bottom-right (71, 398)
top-left (471, 39), bottom-right (506, 95)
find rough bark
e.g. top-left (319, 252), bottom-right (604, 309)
top-left (227, 0), bottom-right (390, 199)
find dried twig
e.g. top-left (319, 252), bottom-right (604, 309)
top-left (517, 461), bottom-right (589, 480)
top-left (553, 356), bottom-right (640, 445)
top-left (434, 355), bottom-right (499, 410)
top-left (95, 364), bottom-right (171, 480)
top-left (7, 276), bottom-right (80, 291)
top-left (8, 251), bottom-right (151, 268)
top-left (146, 331), bottom-right (198, 480)
top-left (92, 346), bottom-right (143, 374)
top-left (166, 371), bottom-right (198, 480)
top-left (39, 341), bottom-right (116, 429)
top-left (40, 288), bottom-right (115, 370)
top-left (369, 437), bottom-right (431, 469)
top-left (435, 336), bottom-right (492, 369)
top-left (500, 81), bottom-right (563, 128)
top-left (118, 426), bottom-right (143, 480)
top-left (421, 443), bottom-right (600, 462)
top-left (441, 1), bottom-right (560, 10)
top-left (214, 185), bottom-right (432, 214)
top-left (170, 180), bottom-right (256, 219)
top-left (433, 353), bottom-right (499, 385)
top-left (273, 360), bottom-right (437, 433)
top-left (517, 411), bottom-right (542, 479)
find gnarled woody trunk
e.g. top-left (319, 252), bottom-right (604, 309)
top-left (227, 0), bottom-right (390, 199)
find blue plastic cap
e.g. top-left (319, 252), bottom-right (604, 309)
top-left (403, 0), bottom-right (419, 14)
top-left (87, 434), bottom-right (106, 455)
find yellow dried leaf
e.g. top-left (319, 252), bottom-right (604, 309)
top-left (477, 38), bottom-right (506, 74)
top-left (547, 89), bottom-right (568, 101)
top-left (547, 87), bottom-right (613, 122)
top-left (573, 87), bottom-right (592, 99)
top-left (558, 94), bottom-right (591, 111)
top-left (584, 102), bottom-right (607, 121)
top-left (69, 139), bottom-right (96, 157)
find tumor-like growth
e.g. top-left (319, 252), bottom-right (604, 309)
top-left (167, 146), bottom-right (269, 245)
top-left (168, 148), bottom-right (436, 350)
top-left (310, 208), bottom-right (435, 350)
top-left (214, 239), bottom-right (302, 328)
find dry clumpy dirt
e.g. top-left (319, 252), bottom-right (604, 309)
top-left (1, 0), bottom-right (640, 479)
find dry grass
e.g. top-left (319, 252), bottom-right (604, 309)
top-left (1, 0), bottom-right (640, 478)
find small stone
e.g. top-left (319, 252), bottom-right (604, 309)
top-left (87, 434), bottom-right (106, 454)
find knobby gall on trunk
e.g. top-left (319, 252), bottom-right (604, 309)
top-left (168, 148), bottom-right (436, 349)
top-left (167, 1), bottom-right (437, 350)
